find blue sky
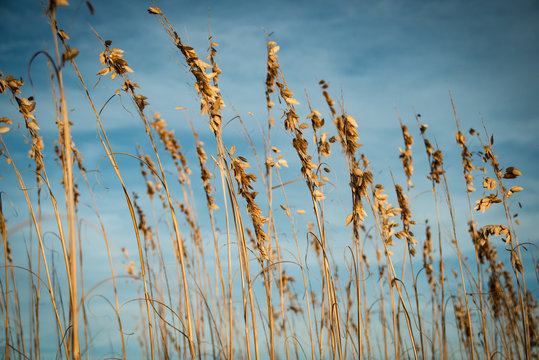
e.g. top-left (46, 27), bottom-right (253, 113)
top-left (1, 0), bottom-right (538, 357)
top-left (3, 0), bottom-right (536, 248)
top-left (2, 0), bottom-right (538, 160)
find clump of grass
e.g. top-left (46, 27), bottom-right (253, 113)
top-left (1, 2), bottom-right (537, 360)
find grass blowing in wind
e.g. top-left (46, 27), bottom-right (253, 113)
top-left (1, 1), bottom-right (538, 359)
